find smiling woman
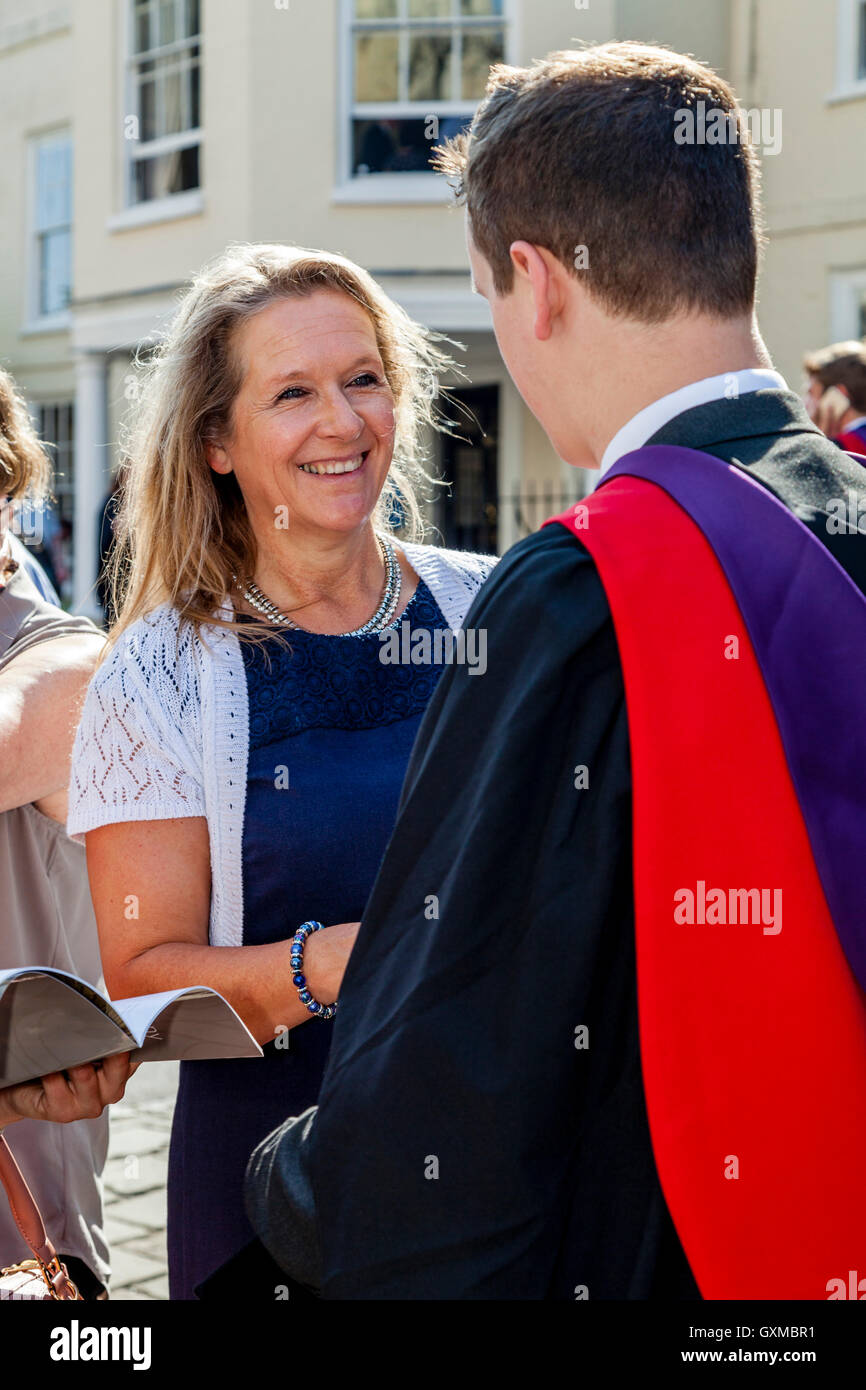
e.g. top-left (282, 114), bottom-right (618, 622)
top-left (64, 242), bottom-right (497, 1300)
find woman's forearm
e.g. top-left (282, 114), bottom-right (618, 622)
top-left (86, 821), bottom-right (359, 1045)
top-left (107, 931), bottom-right (352, 1046)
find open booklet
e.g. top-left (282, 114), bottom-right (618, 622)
top-left (0, 966), bottom-right (263, 1089)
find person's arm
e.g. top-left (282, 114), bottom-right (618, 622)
top-left (0, 631), bottom-right (105, 818)
top-left (85, 819), bottom-right (359, 1046)
top-left (0, 1053), bottom-right (138, 1132)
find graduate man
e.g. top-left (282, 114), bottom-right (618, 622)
top-left (245, 43), bottom-right (866, 1300)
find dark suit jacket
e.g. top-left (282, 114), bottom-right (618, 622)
top-left (244, 389), bottom-right (866, 1299)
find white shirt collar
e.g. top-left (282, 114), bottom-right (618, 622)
top-left (599, 369), bottom-right (789, 478)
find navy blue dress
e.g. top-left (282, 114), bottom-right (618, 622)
top-left (167, 580), bottom-right (449, 1299)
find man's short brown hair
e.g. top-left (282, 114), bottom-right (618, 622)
top-left (803, 341), bottom-right (866, 414)
top-left (434, 42), bottom-right (764, 324)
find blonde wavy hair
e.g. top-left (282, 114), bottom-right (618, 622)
top-left (0, 365), bottom-right (50, 504)
top-left (107, 242), bottom-right (457, 651)
top-left (0, 367), bottom-right (51, 581)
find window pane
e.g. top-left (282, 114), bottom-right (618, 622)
top-left (132, 144), bottom-right (199, 203)
top-left (409, 0), bottom-right (451, 16)
top-left (461, 27), bottom-right (504, 99)
top-left (36, 144), bottom-right (69, 229)
top-left (140, 77), bottom-right (157, 141)
top-left (408, 32), bottom-right (452, 101)
top-left (352, 114), bottom-right (469, 173)
top-left (163, 67), bottom-right (183, 135)
top-left (40, 229), bottom-right (71, 315)
top-left (159, 0), bottom-right (176, 46)
top-left (355, 0), bottom-right (398, 16)
top-left (460, 0), bottom-right (503, 14)
top-left (185, 0), bottom-right (200, 37)
top-left (190, 57), bottom-right (201, 127)
top-left (354, 32), bottom-right (399, 102)
top-left (135, 0), bottom-right (152, 54)
top-left (173, 143), bottom-right (199, 193)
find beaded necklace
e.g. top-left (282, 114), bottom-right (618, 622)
top-left (233, 535), bottom-right (403, 637)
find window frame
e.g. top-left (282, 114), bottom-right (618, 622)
top-left (829, 0), bottom-right (866, 102)
top-left (120, 0), bottom-right (203, 217)
top-left (25, 128), bottom-right (73, 331)
top-left (336, 0), bottom-right (515, 203)
top-left (830, 267), bottom-right (866, 341)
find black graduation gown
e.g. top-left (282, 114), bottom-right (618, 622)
top-left (245, 389), bottom-right (866, 1299)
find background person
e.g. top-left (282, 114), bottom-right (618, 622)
top-left (0, 365), bottom-right (136, 1300)
top-left (803, 339), bottom-right (866, 454)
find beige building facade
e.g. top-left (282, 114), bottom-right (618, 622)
top-left (0, 0), bottom-right (864, 615)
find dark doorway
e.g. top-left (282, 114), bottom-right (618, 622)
top-left (435, 385), bottom-right (499, 553)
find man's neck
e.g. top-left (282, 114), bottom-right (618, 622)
top-left (577, 311), bottom-right (772, 469)
top-left (599, 366), bottom-right (788, 478)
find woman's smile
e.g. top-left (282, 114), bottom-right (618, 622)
top-left (296, 450), bottom-right (369, 477)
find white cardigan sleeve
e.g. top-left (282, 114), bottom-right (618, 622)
top-left (66, 606), bottom-right (206, 843)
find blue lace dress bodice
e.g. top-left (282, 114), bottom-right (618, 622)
top-left (167, 579), bottom-right (451, 1299)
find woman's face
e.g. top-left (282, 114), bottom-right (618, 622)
top-left (206, 289), bottom-right (396, 543)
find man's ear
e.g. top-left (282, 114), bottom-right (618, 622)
top-left (508, 241), bottom-right (564, 342)
top-left (204, 437), bottom-right (232, 475)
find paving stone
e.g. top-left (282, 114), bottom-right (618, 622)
top-left (124, 1231), bottom-right (167, 1262)
top-left (101, 1052), bottom-right (174, 1299)
top-left (104, 1152), bottom-right (168, 1197)
top-left (109, 1187), bottom-right (167, 1231)
top-left (109, 1246), bottom-right (164, 1289)
top-left (104, 1210), bottom-right (151, 1245)
top-left (134, 1106), bottom-right (174, 1128)
top-left (123, 1060), bottom-right (179, 1106)
top-left (130, 1273), bottom-right (169, 1300)
top-left (107, 1125), bottom-right (170, 1158)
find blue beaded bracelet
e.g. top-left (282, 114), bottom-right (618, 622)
top-left (290, 920), bottom-right (337, 1022)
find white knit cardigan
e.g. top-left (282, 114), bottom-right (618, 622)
top-left (67, 541), bottom-right (496, 947)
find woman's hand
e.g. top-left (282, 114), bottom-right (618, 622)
top-left (0, 1052), bottom-right (139, 1131)
top-left (302, 921), bottom-right (361, 1004)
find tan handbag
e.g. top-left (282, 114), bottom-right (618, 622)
top-left (0, 1132), bottom-right (82, 1300)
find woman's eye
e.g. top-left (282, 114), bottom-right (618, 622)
top-left (276, 374), bottom-right (378, 402)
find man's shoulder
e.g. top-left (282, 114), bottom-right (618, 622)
top-left (463, 521), bottom-right (614, 652)
top-left (489, 519), bottom-right (599, 588)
